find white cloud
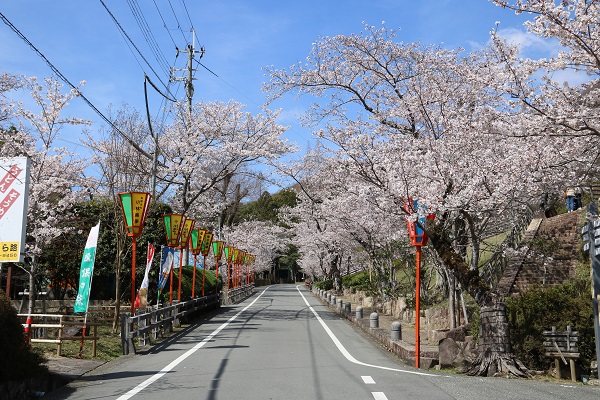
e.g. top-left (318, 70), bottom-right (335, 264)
top-left (496, 27), bottom-right (563, 59)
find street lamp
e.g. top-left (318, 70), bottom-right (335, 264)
top-left (190, 228), bottom-right (206, 298)
top-left (177, 218), bottom-right (195, 301)
top-left (163, 213), bottom-right (185, 304)
top-left (117, 191), bottom-right (152, 316)
top-left (212, 240), bottom-right (224, 279)
top-left (405, 198), bottom-right (435, 369)
top-left (200, 232), bottom-right (213, 296)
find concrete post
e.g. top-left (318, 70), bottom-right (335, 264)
top-left (344, 302), bottom-right (351, 314)
top-left (370, 312), bottom-right (379, 328)
top-left (327, 293), bottom-right (331, 303)
top-left (331, 295), bottom-right (336, 305)
top-left (391, 321), bottom-right (402, 341)
top-left (337, 299), bottom-right (343, 309)
top-left (356, 306), bottom-right (363, 319)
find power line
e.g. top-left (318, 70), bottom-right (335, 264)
top-left (180, 0), bottom-right (194, 31)
top-left (127, 0), bottom-right (171, 76)
top-left (168, 0), bottom-right (189, 45)
top-left (153, 0), bottom-right (178, 48)
top-left (100, 0), bottom-right (175, 100)
top-left (0, 11), bottom-right (155, 162)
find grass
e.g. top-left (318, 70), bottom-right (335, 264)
top-left (32, 320), bottom-right (193, 361)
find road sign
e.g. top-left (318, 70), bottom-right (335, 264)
top-left (0, 157), bottom-right (30, 262)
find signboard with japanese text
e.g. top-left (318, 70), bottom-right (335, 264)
top-left (0, 157), bottom-right (30, 262)
top-left (74, 223), bottom-right (100, 313)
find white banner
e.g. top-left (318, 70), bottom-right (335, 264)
top-left (0, 157), bottom-right (30, 262)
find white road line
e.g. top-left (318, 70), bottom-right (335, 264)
top-left (297, 286), bottom-right (439, 377)
top-left (362, 376), bottom-right (376, 384)
top-left (372, 392), bottom-right (389, 400)
top-left (116, 287), bottom-right (270, 400)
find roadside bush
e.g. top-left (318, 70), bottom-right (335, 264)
top-left (0, 289), bottom-right (47, 382)
top-left (505, 279), bottom-right (595, 372)
top-left (342, 270), bottom-right (371, 292)
top-left (314, 280), bottom-right (333, 291)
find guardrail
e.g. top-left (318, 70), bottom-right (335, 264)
top-left (120, 284), bottom-right (255, 355)
top-left (222, 284), bottom-right (256, 305)
top-left (18, 314), bottom-right (100, 357)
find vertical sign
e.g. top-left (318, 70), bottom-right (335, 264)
top-left (0, 157), bottom-right (30, 262)
top-left (74, 223), bottom-right (100, 313)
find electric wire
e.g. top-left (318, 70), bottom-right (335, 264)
top-left (127, 0), bottom-right (171, 76)
top-left (168, 0), bottom-right (189, 45)
top-left (180, 0), bottom-right (194, 32)
top-left (0, 11), bottom-right (155, 162)
top-left (152, 0), bottom-right (177, 48)
top-left (99, 0), bottom-right (175, 99)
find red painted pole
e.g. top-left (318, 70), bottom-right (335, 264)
top-left (415, 245), bottom-right (421, 369)
top-left (202, 255), bottom-right (206, 296)
top-left (131, 237), bottom-right (137, 316)
top-left (178, 248), bottom-right (183, 301)
top-left (192, 255), bottom-right (197, 298)
top-left (169, 260), bottom-right (173, 305)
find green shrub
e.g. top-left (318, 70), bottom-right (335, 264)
top-left (342, 270), bottom-right (371, 292)
top-left (0, 290), bottom-right (47, 382)
top-left (314, 280), bottom-right (333, 291)
top-left (505, 279), bottom-right (595, 372)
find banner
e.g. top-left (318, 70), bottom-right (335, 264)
top-left (158, 246), bottom-right (175, 291)
top-left (136, 243), bottom-right (155, 308)
top-left (74, 223), bottom-right (100, 313)
top-left (0, 157), bottom-right (30, 262)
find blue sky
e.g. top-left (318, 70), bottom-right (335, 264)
top-left (0, 1), bottom-right (541, 165)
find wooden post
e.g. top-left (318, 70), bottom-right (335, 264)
top-left (57, 315), bottom-right (64, 357)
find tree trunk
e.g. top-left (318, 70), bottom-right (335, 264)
top-left (448, 271), bottom-right (456, 329)
top-left (427, 221), bottom-right (529, 377)
top-left (467, 302), bottom-right (530, 377)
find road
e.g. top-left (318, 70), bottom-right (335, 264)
top-left (45, 284), bottom-right (599, 400)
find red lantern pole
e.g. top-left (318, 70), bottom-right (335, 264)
top-left (202, 255), bottom-right (207, 296)
top-left (415, 244), bottom-right (422, 369)
top-left (178, 248), bottom-right (184, 301)
top-left (192, 254), bottom-right (197, 298)
top-left (131, 238), bottom-right (137, 316)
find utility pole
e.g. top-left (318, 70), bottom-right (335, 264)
top-left (171, 29), bottom-right (204, 115)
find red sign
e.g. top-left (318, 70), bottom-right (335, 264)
top-left (0, 189), bottom-right (20, 220)
top-left (0, 165), bottom-right (22, 193)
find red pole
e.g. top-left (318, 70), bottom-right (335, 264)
top-left (178, 248), bottom-right (184, 301)
top-left (192, 255), bottom-right (197, 298)
top-left (202, 255), bottom-right (206, 296)
top-left (215, 259), bottom-right (219, 279)
top-left (415, 245), bottom-right (421, 369)
top-left (131, 237), bottom-right (137, 316)
top-left (169, 259), bottom-right (173, 305)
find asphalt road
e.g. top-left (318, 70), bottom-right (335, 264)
top-left (44, 284), bottom-right (600, 400)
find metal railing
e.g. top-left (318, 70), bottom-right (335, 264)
top-left (120, 284), bottom-right (256, 355)
top-left (479, 207), bottom-right (534, 289)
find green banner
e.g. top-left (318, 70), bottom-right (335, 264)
top-left (74, 223), bottom-right (100, 313)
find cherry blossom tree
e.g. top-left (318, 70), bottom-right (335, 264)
top-left (0, 74), bottom-right (89, 315)
top-left (222, 220), bottom-right (290, 279)
top-left (158, 100), bottom-right (295, 221)
top-left (264, 18), bottom-right (599, 375)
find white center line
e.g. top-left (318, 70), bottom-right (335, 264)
top-left (362, 376), bottom-right (376, 384)
top-left (115, 287), bottom-right (270, 400)
top-left (372, 392), bottom-right (389, 400)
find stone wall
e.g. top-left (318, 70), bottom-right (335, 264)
top-left (341, 288), bottom-right (452, 330)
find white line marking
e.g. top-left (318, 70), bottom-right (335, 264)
top-left (372, 392), bottom-right (388, 400)
top-left (297, 286), bottom-right (439, 377)
top-left (362, 376), bottom-right (376, 384)
top-left (116, 287), bottom-right (270, 400)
